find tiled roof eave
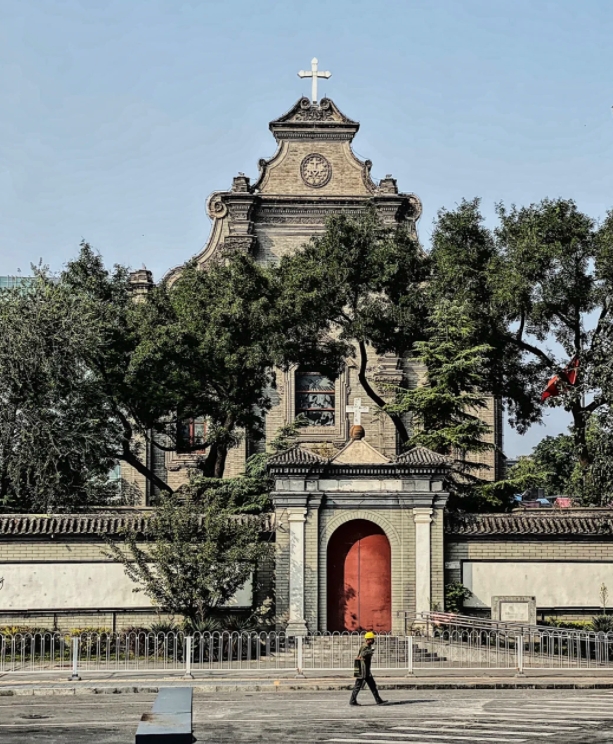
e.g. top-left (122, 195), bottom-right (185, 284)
top-left (0, 512), bottom-right (275, 537)
top-left (445, 510), bottom-right (613, 538)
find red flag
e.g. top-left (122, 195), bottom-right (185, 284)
top-left (564, 356), bottom-right (580, 386)
top-left (541, 375), bottom-right (560, 402)
top-left (540, 356), bottom-right (579, 402)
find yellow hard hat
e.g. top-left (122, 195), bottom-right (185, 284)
top-left (364, 631), bottom-right (376, 639)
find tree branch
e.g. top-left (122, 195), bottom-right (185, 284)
top-left (515, 309), bottom-right (525, 342)
top-left (357, 339), bottom-right (410, 447)
top-left (590, 300), bottom-right (610, 352)
top-left (120, 443), bottom-right (174, 494)
top-left (501, 333), bottom-right (556, 367)
top-left (583, 398), bottom-right (605, 414)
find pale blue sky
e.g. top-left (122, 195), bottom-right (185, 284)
top-left (1, 0), bottom-right (612, 456)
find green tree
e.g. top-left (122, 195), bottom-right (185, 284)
top-left (429, 198), bottom-right (613, 480)
top-left (566, 411), bottom-right (613, 506)
top-left (144, 258), bottom-right (343, 479)
top-left (0, 241), bottom-right (346, 506)
top-left (530, 434), bottom-right (576, 496)
top-left (107, 483), bottom-right (269, 625)
top-left (0, 271), bottom-right (121, 511)
top-left (386, 300), bottom-right (496, 508)
top-left (277, 210), bottom-right (429, 444)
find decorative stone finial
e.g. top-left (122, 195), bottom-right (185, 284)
top-left (232, 174), bottom-right (251, 193)
top-left (350, 424), bottom-right (365, 440)
top-left (378, 175), bottom-right (398, 194)
top-left (128, 268), bottom-right (154, 298)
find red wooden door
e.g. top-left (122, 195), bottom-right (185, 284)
top-left (327, 519), bottom-right (391, 632)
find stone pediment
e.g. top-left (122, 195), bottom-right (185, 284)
top-left (164, 95), bottom-right (422, 281)
top-left (330, 437), bottom-right (391, 465)
top-left (269, 98), bottom-right (360, 143)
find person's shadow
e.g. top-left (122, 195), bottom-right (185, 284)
top-left (379, 699), bottom-right (435, 707)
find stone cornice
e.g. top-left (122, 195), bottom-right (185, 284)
top-left (269, 97), bottom-right (360, 143)
top-left (268, 462), bottom-right (449, 478)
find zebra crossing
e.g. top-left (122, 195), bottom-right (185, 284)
top-left (325, 692), bottom-right (613, 744)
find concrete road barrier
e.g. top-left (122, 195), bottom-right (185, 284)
top-left (135, 687), bottom-right (193, 743)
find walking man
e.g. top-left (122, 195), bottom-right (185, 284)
top-left (349, 631), bottom-right (387, 706)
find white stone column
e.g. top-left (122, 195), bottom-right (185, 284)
top-left (286, 507), bottom-right (309, 636)
top-left (413, 508), bottom-right (433, 617)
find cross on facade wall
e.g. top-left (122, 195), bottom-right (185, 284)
top-left (298, 58), bottom-right (331, 104)
top-left (346, 397), bottom-right (369, 426)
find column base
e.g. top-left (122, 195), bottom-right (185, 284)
top-left (285, 620), bottom-right (309, 637)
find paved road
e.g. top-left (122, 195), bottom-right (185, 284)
top-left (3, 688), bottom-right (613, 743)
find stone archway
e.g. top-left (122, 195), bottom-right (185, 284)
top-left (326, 519), bottom-right (392, 633)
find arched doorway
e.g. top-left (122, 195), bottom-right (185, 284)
top-left (327, 519), bottom-right (391, 633)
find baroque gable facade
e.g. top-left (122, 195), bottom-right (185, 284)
top-left (122, 96), bottom-right (502, 500)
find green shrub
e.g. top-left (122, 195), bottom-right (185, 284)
top-left (592, 615), bottom-right (613, 633)
top-left (444, 582), bottom-right (472, 613)
top-left (186, 616), bottom-right (223, 634)
top-left (149, 621), bottom-right (181, 635)
top-left (0, 625), bottom-right (55, 636)
top-left (543, 618), bottom-right (594, 631)
top-left (68, 627), bottom-right (110, 636)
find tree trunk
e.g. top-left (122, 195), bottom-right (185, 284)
top-left (357, 340), bottom-right (410, 448)
top-left (200, 443), bottom-right (219, 478)
top-left (199, 436), bottom-right (230, 479)
top-left (571, 403), bottom-right (591, 468)
top-left (214, 445), bottom-right (228, 478)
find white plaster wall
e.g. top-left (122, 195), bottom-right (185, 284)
top-left (463, 561), bottom-right (613, 608)
top-left (0, 563), bottom-right (252, 610)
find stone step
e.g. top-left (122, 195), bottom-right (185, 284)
top-left (273, 638), bottom-right (447, 664)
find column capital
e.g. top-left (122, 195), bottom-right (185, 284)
top-left (287, 507), bottom-right (308, 522)
top-left (413, 507), bottom-right (433, 524)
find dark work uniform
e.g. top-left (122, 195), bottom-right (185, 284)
top-left (350, 642), bottom-right (385, 705)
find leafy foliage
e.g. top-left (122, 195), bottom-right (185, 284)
top-left (0, 271), bottom-right (122, 511)
top-left (0, 242), bottom-right (346, 506)
top-left (277, 209), bottom-right (429, 444)
top-left (243, 415), bottom-right (309, 481)
top-left (141, 256), bottom-right (288, 478)
top-left (107, 485), bottom-right (269, 624)
top-left (133, 253), bottom-right (346, 479)
top-left (591, 615), bottom-right (613, 633)
top-left (387, 300), bottom-right (496, 508)
top-left (389, 301), bottom-right (493, 459)
top-left (499, 420), bottom-right (613, 506)
top-left (444, 582), bottom-right (473, 613)
top-left (429, 197), bottom-right (613, 488)
top-left (494, 433), bottom-right (576, 502)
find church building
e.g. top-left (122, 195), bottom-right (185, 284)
top-left (2, 65), bottom-right (611, 634)
top-left (121, 59), bottom-right (502, 501)
top-left (115, 61), bottom-right (503, 634)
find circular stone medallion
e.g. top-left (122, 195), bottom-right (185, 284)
top-left (300, 153), bottom-right (332, 188)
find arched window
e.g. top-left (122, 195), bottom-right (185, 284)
top-left (178, 416), bottom-right (207, 452)
top-left (295, 371), bottom-right (335, 426)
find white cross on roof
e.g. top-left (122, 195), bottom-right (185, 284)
top-left (297, 58), bottom-right (331, 104)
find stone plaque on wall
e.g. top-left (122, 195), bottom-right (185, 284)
top-left (492, 595), bottom-right (536, 625)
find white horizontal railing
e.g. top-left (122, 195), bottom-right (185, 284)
top-left (413, 612), bottom-right (613, 670)
top-left (3, 623), bottom-right (613, 676)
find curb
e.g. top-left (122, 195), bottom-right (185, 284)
top-left (4, 679), bottom-right (613, 695)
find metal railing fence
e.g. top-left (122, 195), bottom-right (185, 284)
top-left (415, 612), bottom-right (613, 670)
top-left (0, 631), bottom-right (410, 675)
top-left (3, 622), bottom-right (613, 676)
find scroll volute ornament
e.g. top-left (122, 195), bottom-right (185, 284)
top-left (207, 194), bottom-right (228, 220)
